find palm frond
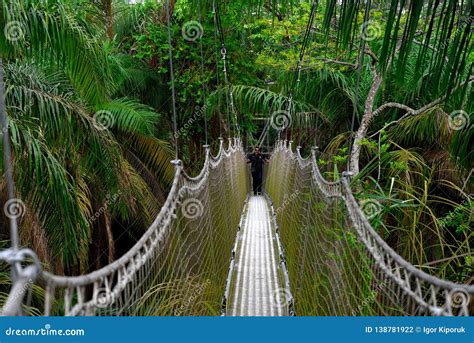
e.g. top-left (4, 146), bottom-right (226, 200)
top-left (98, 97), bottom-right (159, 136)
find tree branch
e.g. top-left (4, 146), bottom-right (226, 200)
top-left (349, 31), bottom-right (470, 175)
top-left (369, 75), bottom-right (474, 138)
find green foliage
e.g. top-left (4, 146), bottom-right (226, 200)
top-left (1, 0), bottom-right (173, 272)
top-left (439, 201), bottom-right (472, 235)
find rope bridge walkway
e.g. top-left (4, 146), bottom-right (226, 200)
top-left (226, 195), bottom-right (290, 316)
top-left (1, 139), bottom-right (473, 316)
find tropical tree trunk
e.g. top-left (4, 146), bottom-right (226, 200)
top-left (103, 0), bottom-right (114, 41)
top-left (350, 71), bottom-right (383, 175)
top-left (89, 200), bottom-right (115, 270)
top-left (161, 0), bottom-right (176, 23)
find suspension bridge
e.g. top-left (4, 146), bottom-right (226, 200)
top-left (1, 138), bottom-right (472, 316)
top-left (0, 0), bottom-right (473, 318)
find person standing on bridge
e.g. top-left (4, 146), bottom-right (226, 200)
top-left (247, 147), bottom-right (268, 195)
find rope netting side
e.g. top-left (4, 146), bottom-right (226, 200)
top-left (6, 138), bottom-right (249, 316)
top-left (265, 140), bottom-right (473, 316)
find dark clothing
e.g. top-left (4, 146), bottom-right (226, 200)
top-left (247, 153), bottom-right (266, 173)
top-left (247, 153), bottom-right (267, 195)
top-left (252, 170), bottom-right (263, 195)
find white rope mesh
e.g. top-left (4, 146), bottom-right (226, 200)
top-left (3, 138), bottom-right (472, 316)
top-left (265, 140), bottom-right (473, 316)
top-left (15, 138), bottom-right (250, 316)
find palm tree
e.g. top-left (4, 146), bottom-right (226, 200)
top-left (0, 0), bottom-right (173, 275)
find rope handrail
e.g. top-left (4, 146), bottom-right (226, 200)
top-left (41, 163), bottom-right (183, 287)
top-left (277, 140), bottom-right (341, 198)
top-left (341, 178), bottom-right (474, 294)
top-left (182, 149), bottom-right (210, 183)
top-left (277, 140), bottom-right (474, 292)
top-left (42, 139), bottom-right (239, 289)
top-left (210, 138), bottom-right (225, 166)
top-left (268, 140), bottom-right (473, 316)
top-left (295, 146), bottom-right (313, 169)
top-left (41, 163), bottom-right (182, 287)
top-left (1, 137), bottom-right (249, 316)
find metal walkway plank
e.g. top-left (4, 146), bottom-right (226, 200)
top-left (228, 195), bottom-right (285, 316)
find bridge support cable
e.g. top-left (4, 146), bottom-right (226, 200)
top-left (197, 0), bottom-right (209, 146)
top-left (165, 0), bottom-right (179, 161)
top-left (212, 1), bottom-right (223, 138)
top-left (0, 59), bottom-right (42, 316)
top-left (214, 1), bottom-right (240, 138)
top-left (280, 0), bottom-right (320, 142)
top-left (256, 118), bottom-right (270, 149)
top-left (265, 140), bottom-right (474, 316)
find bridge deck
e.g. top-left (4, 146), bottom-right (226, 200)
top-left (227, 195), bottom-right (286, 316)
